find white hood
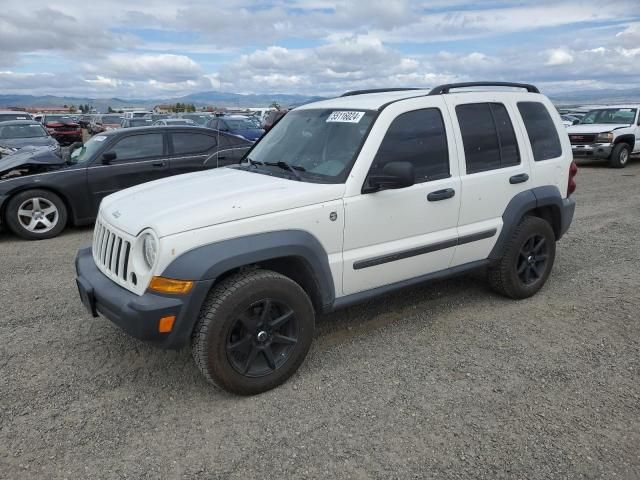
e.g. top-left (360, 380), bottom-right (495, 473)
top-left (101, 167), bottom-right (345, 237)
top-left (566, 124), bottom-right (630, 134)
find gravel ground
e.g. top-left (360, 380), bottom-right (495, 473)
top-left (1, 159), bottom-right (639, 479)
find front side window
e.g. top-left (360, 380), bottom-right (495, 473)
top-left (517, 102), bottom-right (562, 161)
top-left (368, 108), bottom-right (449, 183)
top-left (456, 103), bottom-right (520, 174)
top-left (243, 108), bottom-right (375, 183)
top-left (110, 134), bottom-right (164, 161)
top-left (171, 132), bottom-right (217, 155)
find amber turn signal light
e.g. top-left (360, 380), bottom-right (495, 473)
top-left (158, 315), bottom-right (176, 333)
top-left (149, 276), bottom-right (194, 294)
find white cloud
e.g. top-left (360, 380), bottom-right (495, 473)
top-left (84, 54), bottom-right (204, 83)
top-left (546, 49), bottom-right (574, 66)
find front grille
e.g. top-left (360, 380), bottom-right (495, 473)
top-left (92, 218), bottom-right (133, 286)
top-left (569, 134), bottom-right (596, 144)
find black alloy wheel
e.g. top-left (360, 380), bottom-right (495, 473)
top-left (516, 234), bottom-right (548, 286)
top-left (226, 298), bottom-right (299, 377)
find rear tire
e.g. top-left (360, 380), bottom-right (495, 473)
top-left (5, 189), bottom-right (68, 240)
top-left (609, 143), bottom-right (630, 168)
top-left (488, 216), bottom-right (556, 299)
top-left (191, 269), bottom-right (315, 395)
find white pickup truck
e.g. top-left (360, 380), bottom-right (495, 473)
top-left (76, 82), bottom-right (577, 394)
top-left (566, 105), bottom-right (640, 167)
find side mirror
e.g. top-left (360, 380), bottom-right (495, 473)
top-left (363, 161), bottom-right (415, 193)
top-left (572, 119), bottom-right (580, 125)
top-left (102, 151), bottom-right (117, 164)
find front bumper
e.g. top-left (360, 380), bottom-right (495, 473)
top-left (571, 143), bottom-right (612, 159)
top-left (75, 247), bottom-right (213, 349)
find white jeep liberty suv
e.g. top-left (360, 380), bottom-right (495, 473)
top-left (76, 82), bottom-right (577, 395)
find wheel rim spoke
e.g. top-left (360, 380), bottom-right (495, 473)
top-left (533, 237), bottom-right (545, 253)
top-left (262, 346), bottom-right (277, 370)
top-left (272, 334), bottom-right (296, 345)
top-left (31, 198), bottom-right (41, 210)
top-left (227, 335), bottom-right (252, 353)
top-left (259, 299), bottom-right (272, 323)
top-left (17, 209), bottom-right (32, 217)
top-left (270, 309), bottom-right (293, 329)
top-left (242, 347), bottom-right (258, 374)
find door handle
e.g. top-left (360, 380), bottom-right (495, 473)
top-left (427, 188), bottom-right (455, 201)
top-left (217, 156), bottom-right (227, 160)
top-left (509, 173), bottom-right (529, 184)
top-left (152, 161), bottom-right (166, 167)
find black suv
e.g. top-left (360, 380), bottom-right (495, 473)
top-left (0, 126), bottom-right (251, 239)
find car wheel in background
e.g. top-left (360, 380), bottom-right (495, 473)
top-left (609, 143), bottom-right (630, 168)
top-left (191, 269), bottom-right (315, 395)
top-left (5, 189), bottom-right (68, 240)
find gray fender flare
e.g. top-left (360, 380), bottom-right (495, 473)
top-left (162, 230), bottom-right (336, 308)
top-left (488, 186), bottom-right (566, 260)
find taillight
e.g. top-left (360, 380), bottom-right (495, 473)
top-left (567, 160), bottom-right (578, 196)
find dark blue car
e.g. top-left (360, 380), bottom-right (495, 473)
top-left (205, 115), bottom-right (264, 142)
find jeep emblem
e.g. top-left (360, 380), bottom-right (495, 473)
top-left (112, 210), bottom-right (121, 219)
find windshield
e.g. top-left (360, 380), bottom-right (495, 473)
top-left (0, 123), bottom-right (47, 139)
top-left (69, 135), bottom-right (106, 164)
top-left (579, 108), bottom-right (637, 125)
top-left (225, 118), bottom-right (259, 129)
top-left (44, 115), bottom-right (75, 124)
top-left (243, 108), bottom-right (375, 183)
top-left (0, 113), bottom-right (30, 121)
top-left (102, 115), bottom-right (123, 124)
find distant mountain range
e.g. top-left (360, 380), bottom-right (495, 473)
top-left (1, 87), bottom-right (639, 112)
top-left (0, 91), bottom-right (324, 111)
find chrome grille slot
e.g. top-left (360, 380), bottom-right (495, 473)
top-left (92, 218), bottom-right (135, 290)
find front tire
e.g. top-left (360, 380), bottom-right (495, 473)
top-left (5, 189), bottom-right (68, 240)
top-left (191, 269), bottom-right (315, 395)
top-left (488, 216), bottom-right (556, 299)
top-left (609, 143), bottom-right (630, 168)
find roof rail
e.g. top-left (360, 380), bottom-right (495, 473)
top-left (428, 82), bottom-right (540, 95)
top-left (341, 88), bottom-right (425, 97)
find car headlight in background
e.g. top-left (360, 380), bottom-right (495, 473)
top-left (596, 132), bottom-right (613, 143)
top-left (142, 233), bottom-right (158, 269)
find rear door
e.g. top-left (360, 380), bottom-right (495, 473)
top-left (87, 131), bottom-right (169, 210)
top-left (168, 130), bottom-right (219, 175)
top-left (444, 94), bottom-right (532, 267)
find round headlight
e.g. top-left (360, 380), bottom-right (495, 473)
top-left (142, 233), bottom-right (157, 269)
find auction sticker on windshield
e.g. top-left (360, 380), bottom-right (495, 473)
top-left (93, 136), bottom-right (107, 142)
top-left (326, 111), bottom-right (365, 123)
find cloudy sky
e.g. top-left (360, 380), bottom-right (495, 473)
top-left (1, 0), bottom-right (639, 99)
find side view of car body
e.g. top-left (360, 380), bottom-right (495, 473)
top-left (0, 110), bottom-right (32, 122)
top-left (205, 115), bottom-right (265, 141)
top-left (89, 114), bottom-right (123, 135)
top-left (0, 126), bottom-right (252, 239)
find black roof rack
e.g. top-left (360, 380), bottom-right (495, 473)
top-left (341, 88), bottom-right (425, 97)
top-left (428, 82), bottom-right (539, 95)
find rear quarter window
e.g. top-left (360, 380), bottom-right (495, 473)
top-left (517, 102), bottom-right (563, 161)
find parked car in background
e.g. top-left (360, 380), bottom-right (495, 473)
top-left (89, 114), bottom-right (123, 135)
top-left (205, 115), bottom-right (265, 141)
top-left (561, 115), bottom-right (580, 127)
top-left (123, 111), bottom-right (152, 119)
top-left (566, 105), bottom-right (640, 168)
top-left (121, 118), bottom-right (153, 128)
top-left (0, 126), bottom-right (252, 239)
top-left (150, 114), bottom-right (170, 122)
top-left (78, 115), bottom-right (94, 129)
top-left (0, 110), bottom-right (32, 122)
top-left (179, 114), bottom-right (211, 125)
top-left (153, 118), bottom-right (196, 126)
top-left (0, 120), bottom-right (60, 153)
top-left (262, 109), bottom-right (288, 132)
top-left (41, 115), bottom-right (82, 145)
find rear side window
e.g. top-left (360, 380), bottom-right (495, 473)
top-left (517, 102), bottom-right (562, 161)
top-left (171, 132), bottom-right (217, 155)
top-left (370, 108), bottom-right (450, 183)
top-left (110, 133), bottom-right (164, 161)
top-left (456, 103), bottom-right (520, 174)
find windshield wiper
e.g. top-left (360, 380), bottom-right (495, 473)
top-left (264, 161), bottom-right (305, 181)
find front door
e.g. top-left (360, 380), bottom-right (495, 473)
top-left (87, 132), bottom-right (169, 210)
top-left (342, 100), bottom-right (461, 296)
